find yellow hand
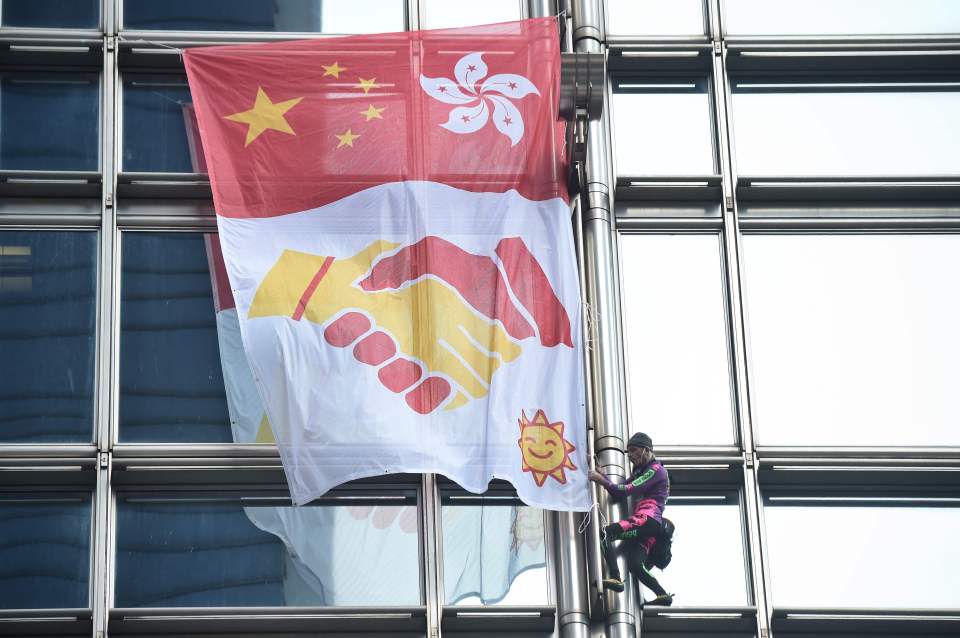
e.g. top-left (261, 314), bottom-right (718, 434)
top-left (248, 242), bottom-right (523, 408)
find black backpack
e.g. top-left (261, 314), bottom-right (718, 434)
top-left (647, 517), bottom-right (675, 570)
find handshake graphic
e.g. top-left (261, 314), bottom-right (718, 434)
top-left (248, 236), bottom-right (572, 414)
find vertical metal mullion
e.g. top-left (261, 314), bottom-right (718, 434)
top-left (712, 9), bottom-right (773, 637)
top-left (421, 473), bottom-right (442, 638)
top-left (92, 12), bottom-right (119, 634)
top-left (409, 0), bottom-right (422, 31)
top-left (104, 0), bottom-right (117, 36)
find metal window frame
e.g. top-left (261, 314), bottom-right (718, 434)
top-left (614, 229), bottom-right (740, 449)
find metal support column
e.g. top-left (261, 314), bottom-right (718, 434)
top-left (569, 1), bottom-right (635, 637)
top-left (529, 3), bottom-right (594, 638)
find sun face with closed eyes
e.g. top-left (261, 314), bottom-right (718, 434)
top-left (518, 409), bottom-right (577, 486)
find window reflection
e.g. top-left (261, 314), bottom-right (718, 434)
top-left (0, 232), bottom-right (96, 443)
top-left (422, 0), bottom-right (522, 29)
top-left (612, 79), bottom-right (715, 176)
top-left (2, 0), bottom-right (99, 28)
top-left (0, 497), bottom-right (91, 609)
top-left (725, 0), bottom-right (960, 36)
top-left (119, 233), bottom-right (232, 443)
top-left (442, 502), bottom-right (548, 605)
top-left (115, 498), bottom-right (421, 607)
top-left (742, 234), bottom-right (960, 447)
top-left (122, 78), bottom-right (194, 173)
top-left (123, 0), bottom-right (405, 33)
top-left (661, 496), bottom-right (750, 606)
top-left (607, 0), bottom-right (705, 36)
top-left (620, 234), bottom-right (734, 445)
top-left (766, 502), bottom-right (960, 608)
top-left (732, 82), bottom-right (960, 176)
top-left (1, 74), bottom-right (99, 171)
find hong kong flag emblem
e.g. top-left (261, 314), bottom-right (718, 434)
top-left (185, 18), bottom-right (589, 511)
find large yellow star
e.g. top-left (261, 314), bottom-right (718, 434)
top-left (357, 78), bottom-right (380, 94)
top-left (224, 87), bottom-right (303, 147)
top-left (322, 62), bottom-right (346, 79)
top-left (335, 129), bottom-right (360, 148)
top-left (360, 104), bottom-right (385, 121)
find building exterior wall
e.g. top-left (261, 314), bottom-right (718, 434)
top-left (1, 1), bottom-right (958, 637)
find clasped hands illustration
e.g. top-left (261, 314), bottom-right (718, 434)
top-left (250, 235), bottom-right (571, 414)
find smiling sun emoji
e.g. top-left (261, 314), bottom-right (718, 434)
top-left (518, 409), bottom-right (578, 486)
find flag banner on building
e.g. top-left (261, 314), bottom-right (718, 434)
top-left (206, 234), bottom-right (548, 605)
top-left (185, 18), bottom-right (589, 511)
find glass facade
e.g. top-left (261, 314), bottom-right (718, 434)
top-left (2, 1), bottom-right (959, 637)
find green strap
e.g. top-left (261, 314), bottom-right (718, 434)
top-left (630, 468), bottom-right (656, 487)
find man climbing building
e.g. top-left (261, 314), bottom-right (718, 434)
top-left (588, 431), bottom-right (673, 606)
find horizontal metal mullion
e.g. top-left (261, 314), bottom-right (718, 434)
top-left (112, 445), bottom-right (279, 460)
top-left (109, 605), bottom-right (427, 635)
top-left (0, 214), bottom-right (101, 227)
top-left (616, 216), bottom-right (723, 230)
top-left (739, 217), bottom-right (960, 231)
top-left (757, 447), bottom-right (960, 460)
top-left (0, 445), bottom-right (99, 458)
top-left (116, 214), bottom-right (216, 229)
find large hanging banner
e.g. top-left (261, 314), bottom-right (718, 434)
top-left (185, 18), bottom-right (589, 511)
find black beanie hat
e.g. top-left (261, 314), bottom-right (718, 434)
top-left (628, 432), bottom-right (653, 449)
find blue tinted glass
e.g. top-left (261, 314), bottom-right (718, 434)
top-left (0, 498), bottom-right (91, 609)
top-left (122, 79), bottom-right (194, 173)
top-left (1, 75), bottom-right (99, 171)
top-left (0, 232), bottom-right (96, 443)
top-left (2, 0), bottom-right (99, 29)
top-left (122, 0), bottom-right (405, 33)
top-left (116, 499), bottom-right (422, 607)
top-left (119, 233), bottom-right (231, 442)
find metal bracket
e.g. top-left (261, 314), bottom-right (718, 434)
top-left (560, 52), bottom-right (605, 196)
top-left (744, 452), bottom-right (755, 469)
top-left (99, 451), bottom-right (111, 470)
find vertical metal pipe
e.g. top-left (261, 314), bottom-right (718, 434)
top-left (570, 1), bottom-right (635, 637)
top-left (529, 3), bottom-right (593, 638)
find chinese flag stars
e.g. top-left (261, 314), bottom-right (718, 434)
top-left (224, 87), bottom-right (303, 147)
top-left (224, 64), bottom-right (388, 151)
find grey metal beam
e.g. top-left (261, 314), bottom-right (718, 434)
top-left (570, 1), bottom-right (637, 637)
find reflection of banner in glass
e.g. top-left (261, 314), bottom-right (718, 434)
top-left (443, 505), bottom-right (546, 605)
top-left (204, 234), bottom-right (543, 605)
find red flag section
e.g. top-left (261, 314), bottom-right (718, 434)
top-left (183, 19), bottom-right (567, 218)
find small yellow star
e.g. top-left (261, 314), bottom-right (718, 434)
top-left (335, 129), bottom-right (360, 148)
top-left (224, 87), bottom-right (303, 147)
top-left (357, 78), bottom-right (380, 94)
top-left (322, 62), bottom-right (346, 79)
top-left (360, 104), bottom-right (385, 121)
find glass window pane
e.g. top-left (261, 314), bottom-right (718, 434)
top-left (732, 83), bottom-right (960, 177)
top-left (662, 498), bottom-right (749, 606)
top-left (0, 232), bottom-right (96, 443)
top-left (442, 504), bottom-right (548, 605)
top-left (766, 503), bottom-right (960, 608)
top-left (122, 0), bottom-right (404, 33)
top-left (120, 233), bottom-right (233, 443)
top-left (423, 0), bottom-right (522, 29)
top-left (0, 497), bottom-right (91, 609)
top-left (2, 0), bottom-right (99, 28)
top-left (115, 498), bottom-right (421, 607)
top-left (1, 74), bottom-right (99, 171)
top-left (725, 0), bottom-right (960, 36)
top-left (607, 0), bottom-right (706, 36)
top-left (612, 79), bottom-right (715, 176)
top-left (620, 234), bottom-right (734, 445)
top-left (122, 78), bottom-right (195, 173)
top-left (742, 234), bottom-right (960, 447)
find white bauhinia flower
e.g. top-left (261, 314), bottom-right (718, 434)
top-left (419, 52), bottom-right (539, 146)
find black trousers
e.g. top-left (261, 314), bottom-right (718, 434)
top-left (601, 519), bottom-right (667, 597)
